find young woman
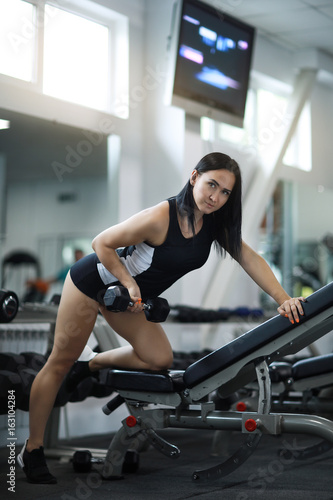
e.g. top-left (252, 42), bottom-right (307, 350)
top-left (18, 152), bottom-right (304, 484)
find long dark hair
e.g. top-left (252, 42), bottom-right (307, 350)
top-left (176, 152), bottom-right (242, 260)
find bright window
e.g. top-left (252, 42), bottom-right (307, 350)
top-left (205, 84), bottom-right (312, 173)
top-left (0, 0), bottom-right (128, 116)
top-left (0, 0), bottom-right (36, 82)
top-left (256, 88), bottom-right (312, 171)
top-left (43, 5), bottom-right (109, 111)
top-left (283, 102), bottom-right (312, 172)
top-left (201, 88), bottom-right (255, 147)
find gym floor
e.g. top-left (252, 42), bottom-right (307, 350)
top-left (1, 428), bottom-right (333, 499)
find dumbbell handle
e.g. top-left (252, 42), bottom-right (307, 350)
top-left (102, 394), bottom-right (125, 415)
top-left (128, 299), bottom-right (151, 311)
top-left (105, 286), bottom-right (148, 311)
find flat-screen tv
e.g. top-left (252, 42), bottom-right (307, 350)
top-left (165, 0), bottom-right (255, 128)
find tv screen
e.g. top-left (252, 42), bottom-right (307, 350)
top-left (165, 0), bottom-right (255, 127)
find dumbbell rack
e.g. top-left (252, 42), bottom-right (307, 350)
top-left (1, 301), bottom-right (126, 464)
top-left (0, 303), bottom-right (57, 449)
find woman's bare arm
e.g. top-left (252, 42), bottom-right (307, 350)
top-left (239, 241), bottom-right (304, 323)
top-left (92, 201), bottom-right (169, 304)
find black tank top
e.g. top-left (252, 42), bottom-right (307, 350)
top-left (96, 197), bottom-right (214, 299)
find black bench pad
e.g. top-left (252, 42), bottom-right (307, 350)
top-left (183, 282), bottom-right (333, 388)
top-left (106, 283), bottom-right (333, 393)
top-left (269, 362), bottom-right (293, 383)
top-left (106, 369), bottom-right (185, 392)
top-left (292, 353), bottom-right (333, 380)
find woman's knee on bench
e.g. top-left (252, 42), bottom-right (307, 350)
top-left (142, 349), bottom-right (173, 371)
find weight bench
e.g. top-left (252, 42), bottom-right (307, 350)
top-left (100, 282), bottom-right (333, 483)
top-left (234, 352), bottom-right (333, 417)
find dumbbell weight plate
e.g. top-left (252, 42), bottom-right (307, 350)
top-left (72, 449), bottom-right (140, 474)
top-left (122, 449), bottom-right (140, 473)
top-left (145, 297), bottom-right (170, 323)
top-left (20, 352), bottom-right (47, 372)
top-left (0, 290), bottom-right (19, 323)
top-left (104, 286), bottom-right (131, 312)
top-left (0, 352), bottom-right (26, 372)
top-left (0, 370), bottom-right (23, 414)
top-left (17, 367), bottom-right (38, 411)
top-left (72, 450), bottom-right (93, 473)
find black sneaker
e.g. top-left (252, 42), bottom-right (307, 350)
top-left (65, 360), bottom-right (99, 393)
top-left (17, 439), bottom-right (57, 484)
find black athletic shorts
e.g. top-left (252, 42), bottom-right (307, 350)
top-left (70, 253), bottom-right (119, 304)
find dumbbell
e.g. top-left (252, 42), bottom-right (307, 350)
top-left (17, 367), bottom-right (38, 411)
top-left (104, 286), bottom-right (170, 323)
top-left (0, 370), bottom-right (24, 414)
top-left (72, 449), bottom-right (139, 474)
top-left (0, 352), bottom-right (26, 372)
top-left (0, 352), bottom-right (47, 374)
top-left (0, 289), bottom-right (19, 323)
top-left (20, 352), bottom-right (47, 372)
top-left (68, 378), bottom-right (95, 403)
top-left (0, 366), bottom-right (38, 413)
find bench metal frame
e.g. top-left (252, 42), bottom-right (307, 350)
top-left (99, 283), bottom-right (333, 482)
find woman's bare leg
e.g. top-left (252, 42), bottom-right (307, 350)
top-left (27, 277), bottom-right (173, 452)
top-left (26, 274), bottom-right (100, 452)
top-left (89, 306), bottom-right (173, 372)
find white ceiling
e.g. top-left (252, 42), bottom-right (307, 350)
top-left (218, 0), bottom-right (333, 57)
top-left (1, 0), bottom-right (333, 181)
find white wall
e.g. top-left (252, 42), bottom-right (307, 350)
top-left (6, 176), bottom-right (110, 248)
